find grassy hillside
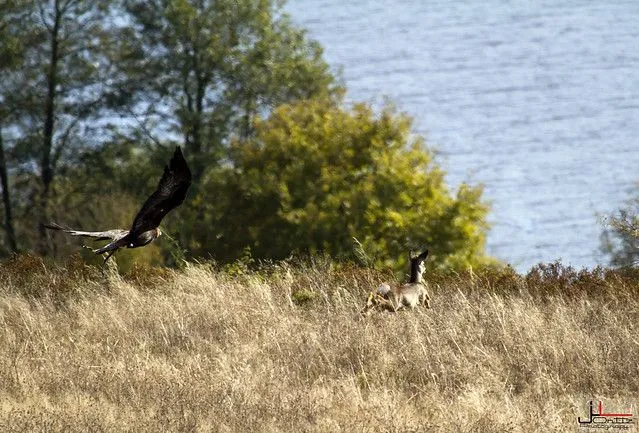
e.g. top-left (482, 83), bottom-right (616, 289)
top-left (0, 255), bottom-right (638, 432)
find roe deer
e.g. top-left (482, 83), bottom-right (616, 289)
top-left (361, 249), bottom-right (431, 315)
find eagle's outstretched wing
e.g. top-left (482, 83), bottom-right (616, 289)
top-left (129, 146), bottom-right (192, 236)
top-left (44, 222), bottom-right (129, 242)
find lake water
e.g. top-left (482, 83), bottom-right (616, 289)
top-left (285, 0), bottom-right (639, 271)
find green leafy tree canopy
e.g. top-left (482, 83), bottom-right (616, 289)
top-left (197, 97), bottom-right (491, 270)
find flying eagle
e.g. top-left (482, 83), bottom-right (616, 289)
top-left (45, 146), bottom-right (192, 261)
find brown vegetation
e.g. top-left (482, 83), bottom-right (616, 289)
top-left (0, 255), bottom-right (638, 432)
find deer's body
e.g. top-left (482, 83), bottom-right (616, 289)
top-left (379, 282), bottom-right (430, 310)
top-left (362, 249), bottom-right (431, 314)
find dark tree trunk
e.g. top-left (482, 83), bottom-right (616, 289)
top-left (0, 127), bottom-right (18, 253)
top-left (243, 96), bottom-right (255, 140)
top-left (38, 0), bottom-right (61, 255)
top-left (181, 43), bottom-right (207, 182)
top-left (191, 74), bottom-right (206, 181)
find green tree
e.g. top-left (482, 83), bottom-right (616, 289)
top-left (123, 0), bottom-right (337, 181)
top-left (0, 0), bottom-right (135, 255)
top-left (197, 97), bottom-right (491, 270)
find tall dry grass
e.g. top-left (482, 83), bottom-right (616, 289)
top-left (0, 254), bottom-right (638, 432)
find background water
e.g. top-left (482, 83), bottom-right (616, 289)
top-left (285, 0), bottom-right (639, 271)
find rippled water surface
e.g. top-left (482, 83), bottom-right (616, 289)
top-left (286, 0), bottom-right (639, 270)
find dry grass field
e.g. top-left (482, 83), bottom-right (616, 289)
top-left (0, 254), bottom-right (638, 432)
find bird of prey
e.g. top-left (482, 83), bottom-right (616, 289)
top-left (45, 146), bottom-right (192, 261)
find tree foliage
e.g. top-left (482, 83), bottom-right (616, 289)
top-left (195, 97), bottom-right (490, 270)
top-left (123, 0), bottom-right (337, 181)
